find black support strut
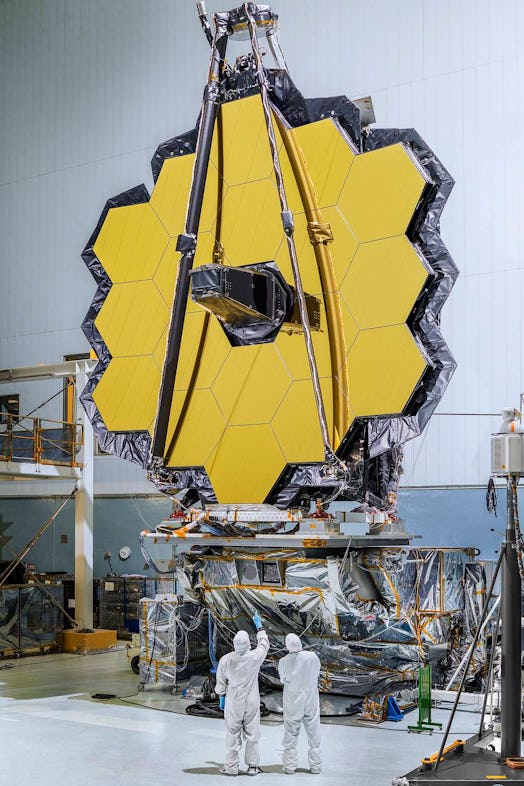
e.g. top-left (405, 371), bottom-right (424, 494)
top-left (501, 474), bottom-right (522, 760)
top-left (151, 17), bottom-right (229, 461)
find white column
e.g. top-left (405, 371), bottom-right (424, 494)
top-left (74, 373), bottom-right (94, 629)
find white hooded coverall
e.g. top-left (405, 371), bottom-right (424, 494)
top-left (278, 634), bottom-right (321, 773)
top-left (215, 629), bottom-right (270, 774)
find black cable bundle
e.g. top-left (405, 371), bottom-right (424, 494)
top-left (185, 700), bottom-right (270, 718)
top-left (486, 477), bottom-right (497, 516)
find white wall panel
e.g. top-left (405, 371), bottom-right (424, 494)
top-left (1, 0), bottom-right (524, 493)
top-left (0, 455), bottom-right (153, 498)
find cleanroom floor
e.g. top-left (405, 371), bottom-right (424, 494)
top-left (0, 649), bottom-right (486, 786)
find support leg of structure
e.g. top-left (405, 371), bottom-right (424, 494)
top-left (75, 375), bottom-right (94, 630)
top-left (501, 474), bottom-right (522, 759)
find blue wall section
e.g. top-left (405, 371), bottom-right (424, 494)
top-left (0, 487), bottom-right (511, 578)
top-left (397, 488), bottom-right (503, 560)
top-left (0, 496), bottom-right (172, 577)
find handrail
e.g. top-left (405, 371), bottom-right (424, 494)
top-left (0, 413), bottom-right (84, 468)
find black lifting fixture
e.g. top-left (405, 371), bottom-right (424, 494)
top-left (395, 418), bottom-right (524, 785)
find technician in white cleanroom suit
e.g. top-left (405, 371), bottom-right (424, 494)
top-left (215, 612), bottom-right (269, 776)
top-left (278, 633), bottom-right (321, 774)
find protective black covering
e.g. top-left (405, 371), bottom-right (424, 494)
top-left (98, 577), bottom-right (158, 634)
top-left (270, 70), bottom-right (362, 151)
top-left (151, 129), bottom-right (197, 183)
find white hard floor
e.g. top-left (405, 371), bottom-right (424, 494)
top-left (0, 650), bottom-right (485, 786)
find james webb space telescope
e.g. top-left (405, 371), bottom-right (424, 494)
top-left (80, 3), bottom-right (468, 715)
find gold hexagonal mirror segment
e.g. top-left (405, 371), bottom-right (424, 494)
top-left (93, 203), bottom-right (169, 283)
top-left (210, 95), bottom-right (274, 186)
top-left (93, 356), bottom-right (161, 432)
top-left (347, 324), bottom-right (428, 417)
top-left (288, 118), bottom-right (357, 208)
top-left (337, 143), bottom-right (429, 243)
top-left (340, 235), bottom-right (429, 330)
top-left (206, 424), bottom-right (287, 504)
top-left (272, 379), bottom-right (334, 463)
top-left (220, 178), bottom-right (285, 267)
top-left (95, 280), bottom-right (170, 358)
top-left (163, 388), bottom-right (226, 468)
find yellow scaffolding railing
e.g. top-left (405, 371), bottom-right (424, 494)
top-left (0, 413), bottom-right (83, 468)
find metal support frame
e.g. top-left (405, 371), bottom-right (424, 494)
top-left (432, 546), bottom-right (504, 770)
top-left (501, 474), bottom-right (522, 759)
top-left (140, 528), bottom-right (410, 550)
top-left (74, 370), bottom-right (94, 629)
top-left (0, 359), bottom-right (96, 383)
top-left (399, 473), bottom-right (524, 783)
top-left (0, 360), bottom-right (95, 631)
